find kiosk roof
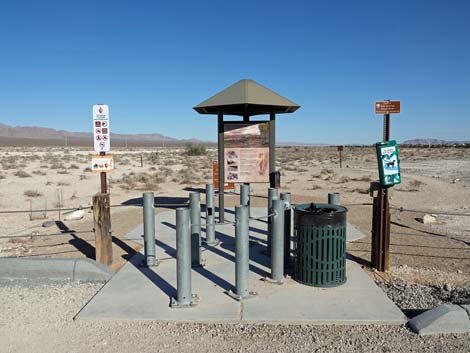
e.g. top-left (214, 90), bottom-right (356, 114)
top-left (193, 79), bottom-right (300, 116)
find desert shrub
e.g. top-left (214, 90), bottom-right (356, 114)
top-left (0, 174), bottom-right (5, 179)
top-left (79, 174), bottom-right (88, 180)
top-left (352, 175), bottom-right (372, 182)
top-left (57, 170), bottom-right (69, 174)
top-left (50, 162), bottom-right (66, 169)
top-left (160, 166), bottom-right (173, 179)
top-left (69, 164), bottom-right (80, 169)
top-left (337, 176), bottom-right (350, 184)
top-left (24, 190), bottom-right (42, 197)
top-left (14, 170), bottom-right (31, 178)
top-left (83, 167), bottom-right (92, 173)
top-left (57, 181), bottom-right (70, 186)
top-left (184, 144), bottom-right (207, 156)
top-left (32, 170), bottom-right (47, 176)
top-left (408, 179), bottom-right (424, 192)
top-left (353, 187), bottom-right (370, 194)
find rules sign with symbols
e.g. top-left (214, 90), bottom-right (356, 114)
top-left (93, 104), bottom-right (110, 152)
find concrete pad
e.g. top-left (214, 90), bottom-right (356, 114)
top-left (346, 223), bottom-right (366, 242)
top-left (77, 208), bottom-right (405, 325)
top-left (0, 258), bottom-right (114, 283)
top-left (461, 304), bottom-right (470, 318)
top-left (408, 304), bottom-right (470, 335)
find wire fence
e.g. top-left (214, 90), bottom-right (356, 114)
top-left (1, 197), bottom-right (469, 240)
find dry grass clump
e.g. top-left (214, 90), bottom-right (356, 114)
top-left (57, 181), bottom-right (70, 186)
top-left (24, 190), bottom-right (43, 198)
top-left (408, 179), bottom-right (424, 192)
top-left (351, 175), bottom-right (372, 182)
top-left (83, 167), bottom-right (92, 173)
top-left (352, 187), bottom-right (370, 194)
top-left (68, 164), bottom-right (80, 169)
top-left (50, 162), bottom-right (66, 169)
top-left (118, 172), bottom-right (162, 191)
top-left (336, 176), bottom-right (350, 184)
top-left (32, 170), bottom-right (47, 176)
top-left (14, 170), bottom-right (31, 178)
top-left (57, 170), bottom-right (69, 175)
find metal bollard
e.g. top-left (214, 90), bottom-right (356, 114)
top-left (205, 183), bottom-right (217, 245)
top-left (189, 192), bottom-right (202, 267)
top-left (142, 192), bottom-right (157, 267)
top-left (280, 192), bottom-right (292, 267)
top-left (240, 184), bottom-right (250, 216)
top-left (328, 192), bottom-right (340, 206)
top-left (270, 198), bottom-right (285, 283)
top-left (171, 208), bottom-right (198, 308)
top-left (226, 205), bottom-right (256, 300)
top-left (267, 187), bottom-right (279, 254)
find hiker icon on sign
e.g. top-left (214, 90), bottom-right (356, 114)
top-left (99, 141), bottom-right (105, 149)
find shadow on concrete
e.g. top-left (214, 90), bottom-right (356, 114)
top-left (346, 252), bottom-right (370, 267)
top-left (121, 196), bottom-right (189, 209)
top-left (130, 252), bottom-right (176, 301)
top-left (161, 221), bottom-right (269, 278)
top-left (183, 187), bottom-right (206, 194)
top-left (112, 236), bottom-right (138, 261)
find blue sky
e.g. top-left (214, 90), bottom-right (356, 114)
top-left (0, 0), bottom-right (469, 144)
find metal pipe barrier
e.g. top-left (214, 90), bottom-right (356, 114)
top-left (227, 205), bottom-right (256, 300)
top-left (189, 192), bottom-right (202, 267)
top-left (267, 187), bottom-right (279, 254)
top-left (240, 184), bottom-right (250, 216)
top-left (270, 199), bottom-right (285, 283)
top-left (280, 192), bottom-right (292, 267)
top-left (328, 192), bottom-right (340, 206)
top-left (171, 207), bottom-right (198, 308)
top-left (142, 192), bottom-right (157, 267)
top-left (205, 183), bottom-right (217, 245)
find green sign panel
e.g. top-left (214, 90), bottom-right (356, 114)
top-left (376, 140), bottom-right (401, 187)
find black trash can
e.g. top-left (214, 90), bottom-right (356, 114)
top-left (293, 203), bottom-right (347, 287)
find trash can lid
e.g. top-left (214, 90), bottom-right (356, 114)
top-left (294, 203), bottom-right (347, 227)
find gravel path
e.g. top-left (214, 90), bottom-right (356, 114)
top-left (375, 277), bottom-right (470, 312)
top-left (1, 281), bottom-right (469, 353)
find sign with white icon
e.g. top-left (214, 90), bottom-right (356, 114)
top-left (93, 104), bottom-right (110, 152)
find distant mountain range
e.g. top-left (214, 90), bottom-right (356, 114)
top-left (0, 123), bottom-right (210, 147)
top-left (402, 138), bottom-right (470, 145)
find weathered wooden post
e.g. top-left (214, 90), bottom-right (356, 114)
top-left (93, 193), bottom-right (113, 266)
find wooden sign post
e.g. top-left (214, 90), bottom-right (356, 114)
top-left (337, 145), bottom-right (344, 168)
top-left (371, 100), bottom-right (400, 272)
top-left (92, 104), bottom-right (113, 266)
top-left (93, 193), bottom-right (113, 266)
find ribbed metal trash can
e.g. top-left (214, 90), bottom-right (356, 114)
top-left (293, 203), bottom-right (347, 287)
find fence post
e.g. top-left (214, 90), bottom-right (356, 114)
top-left (227, 205), bottom-right (256, 300)
top-left (267, 187), bottom-right (279, 254)
top-left (93, 193), bottom-right (113, 266)
top-left (142, 192), bottom-right (157, 267)
top-left (171, 207), bottom-right (198, 308)
top-left (190, 192), bottom-right (202, 267)
top-left (328, 192), bottom-right (340, 206)
top-left (205, 183), bottom-right (217, 245)
top-left (270, 198), bottom-right (285, 283)
top-left (240, 184), bottom-right (250, 216)
top-left (280, 192), bottom-right (292, 267)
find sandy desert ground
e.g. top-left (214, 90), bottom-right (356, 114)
top-left (1, 146), bottom-right (469, 276)
top-left (1, 144), bottom-right (470, 351)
